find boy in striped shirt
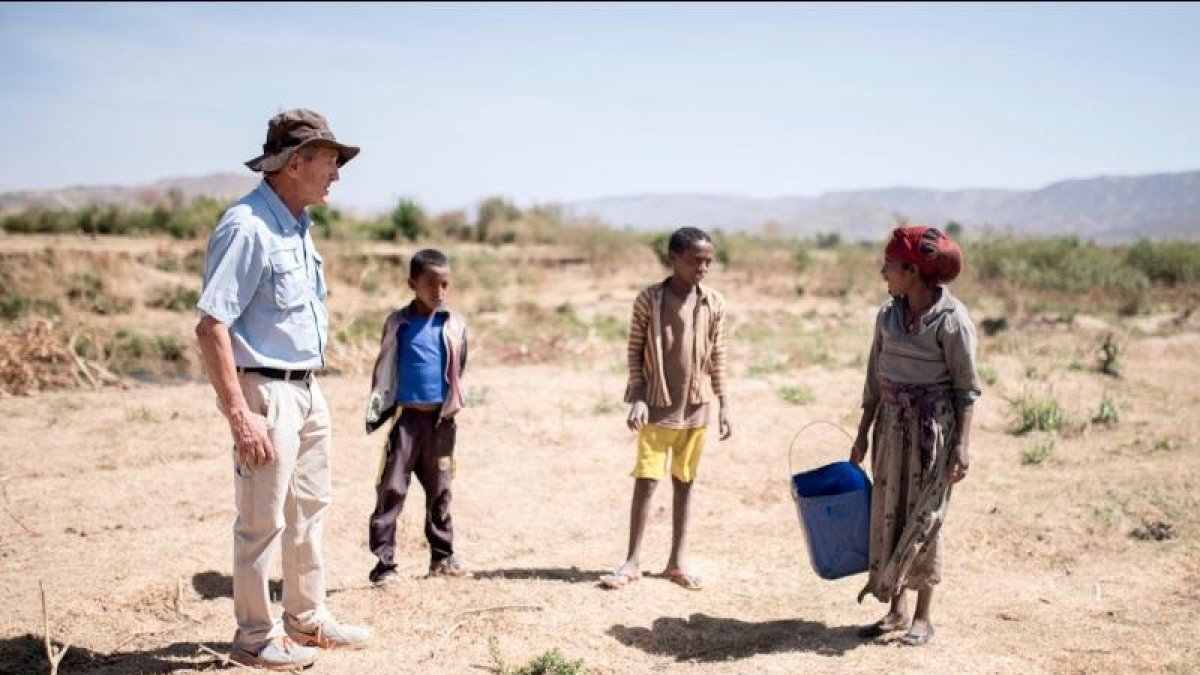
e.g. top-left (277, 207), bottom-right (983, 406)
top-left (599, 226), bottom-right (733, 592)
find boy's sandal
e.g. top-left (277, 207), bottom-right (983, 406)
top-left (900, 626), bottom-right (935, 646)
top-left (664, 568), bottom-right (704, 591)
top-left (598, 569), bottom-right (641, 590)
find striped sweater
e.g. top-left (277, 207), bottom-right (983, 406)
top-left (624, 278), bottom-right (728, 407)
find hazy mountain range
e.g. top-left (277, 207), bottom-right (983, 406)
top-left (2, 170), bottom-right (1197, 243)
top-left (563, 171), bottom-right (1200, 243)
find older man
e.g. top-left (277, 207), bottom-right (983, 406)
top-left (196, 109), bottom-right (371, 670)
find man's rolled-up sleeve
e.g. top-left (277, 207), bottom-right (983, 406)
top-left (196, 222), bottom-right (264, 325)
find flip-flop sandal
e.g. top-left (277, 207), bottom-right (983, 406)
top-left (857, 619), bottom-right (911, 639)
top-left (598, 569), bottom-right (641, 590)
top-left (664, 569), bottom-right (704, 591)
top-left (901, 626), bottom-right (935, 646)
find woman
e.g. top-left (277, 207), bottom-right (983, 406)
top-left (849, 225), bottom-right (981, 646)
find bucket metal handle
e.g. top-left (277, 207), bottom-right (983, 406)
top-left (787, 420), bottom-right (855, 478)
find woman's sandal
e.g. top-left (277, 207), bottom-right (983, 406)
top-left (663, 568), bottom-right (704, 591)
top-left (857, 618), bottom-right (911, 639)
top-left (598, 568), bottom-right (642, 590)
top-left (900, 625), bottom-right (935, 646)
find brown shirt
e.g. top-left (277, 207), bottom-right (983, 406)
top-left (649, 284), bottom-right (709, 429)
top-left (624, 278), bottom-right (728, 409)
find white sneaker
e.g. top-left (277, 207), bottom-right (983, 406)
top-left (285, 618), bottom-right (372, 650)
top-left (229, 636), bottom-right (318, 671)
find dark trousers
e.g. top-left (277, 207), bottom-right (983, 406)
top-left (368, 408), bottom-right (457, 566)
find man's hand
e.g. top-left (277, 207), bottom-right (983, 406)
top-left (849, 434), bottom-right (868, 466)
top-left (627, 400), bottom-right (649, 431)
top-left (229, 407), bottom-right (275, 467)
top-left (948, 443), bottom-right (969, 483)
top-left (718, 405), bottom-right (732, 440)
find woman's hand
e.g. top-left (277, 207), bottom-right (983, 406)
top-left (948, 443), bottom-right (970, 483)
top-left (850, 434), bottom-right (868, 466)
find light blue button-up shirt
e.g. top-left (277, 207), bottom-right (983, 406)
top-left (197, 180), bottom-right (329, 369)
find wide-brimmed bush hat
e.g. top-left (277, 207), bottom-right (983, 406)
top-left (244, 108), bottom-right (360, 173)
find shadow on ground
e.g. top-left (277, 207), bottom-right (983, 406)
top-left (472, 566), bottom-right (610, 583)
top-left (0, 634), bottom-right (236, 674)
top-left (608, 612), bottom-right (864, 661)
top-left (192, 570), bottom-right (281, 600)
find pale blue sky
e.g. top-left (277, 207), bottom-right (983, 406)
top-left (1, 2), bottom-right (1197, 213)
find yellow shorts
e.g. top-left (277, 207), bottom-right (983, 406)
top-left (632, 425), bottom-right (707, 483)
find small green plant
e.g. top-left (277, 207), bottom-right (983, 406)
top-left (1021, 439), bottom-right (1055, 466)
top-left (979, 365), bottom-right (999, 387)
top-left (590, 315), bottom-right (627, 342)
top-left (1009, 394), bottom-right (1064, 435)
top-left (649, 232), bottom-right (671, 267)
top-left (778, 385), bottom-right (816, 405)
top-left (147, 284), bottom-right (200, 312)
top-left (0, 295), bottom-right (59, 321)
top-left (489, 637), bottom-right (587, 675)
top-left (466, 386), bottom-right (491, 407)
top-left (1068, 358), bottom-right (1085, 371)
top-left (746, 353), bottom-right (788, 378)
top-left (794, 246), bottom-right (812, 272)
top-left (1152, 437), bottom-right (1181, 452)
top-left (126, 406), bottom-right (159, 423)
top-left (1091, 394), bottom-right (1119, 426)
top-left (67, 273), bottom-right (132, 315)
top-left (1098, 333), bottom-right (1121, 378)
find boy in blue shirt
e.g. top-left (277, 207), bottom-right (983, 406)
top-left (363, 249), bottom-right (469, 585)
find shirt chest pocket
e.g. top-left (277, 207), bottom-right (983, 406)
top-left (268, 245), bottom-right (309, 309)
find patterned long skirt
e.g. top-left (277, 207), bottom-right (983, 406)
top-left (858, 382), bottom-right (958, 603)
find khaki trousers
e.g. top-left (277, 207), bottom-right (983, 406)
top-left (231, 372), bottom-right (332, 649)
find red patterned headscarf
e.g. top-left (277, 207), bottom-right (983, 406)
top-left (884, 226), bottom-right (963, 284)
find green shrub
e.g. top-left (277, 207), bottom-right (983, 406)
top-left (746, 353), bottom-right (788, 378)
top-left (649, 231), bottom-right (671, 267)
top-left (1125, 239), bottom-right (1200, 285)
top-left (489, 638), bottom-right (587, 675)
top-left (979, 365), bottom-right (999, 386)
top-left (1021, 440), bottom-right (1055, 466)
top-left (779, 385), bottom-right (816, 405)
top-left (0, 295), bottom-right (59, 321)
top-left (794, 245), bottom-right (813, 272)
top-left (147, 285), bottom-right (200, 312)
top-left (1092, 394), bottom-right (1119, 426)
top-left (969, 236), bottom-right (1152, 310)
top-left (1009, 394), bottom-right (1064, 434)
top-left (67, 273), bottom-right (131, 315)
top-left (591, 314), bottom-right (627, 342)
top-left (334, 310), bottom-right (389, 344)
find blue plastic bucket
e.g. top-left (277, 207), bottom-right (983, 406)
top-left (788, 424), bottom-right (872, 580)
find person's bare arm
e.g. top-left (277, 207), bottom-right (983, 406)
top-left (850, 401), bottom-right (878, 466)
top-left (717, 395), bottom-right (732, 440)
top-left (948, 404), bottom-right (973, 483)
top-left (195, 314), bottom-right (274, 466)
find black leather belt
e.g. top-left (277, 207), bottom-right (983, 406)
top-left (237, 367), bottom-right (315, 382)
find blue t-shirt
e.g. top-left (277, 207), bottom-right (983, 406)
top-left (396, 312), bottom-right (448, 404)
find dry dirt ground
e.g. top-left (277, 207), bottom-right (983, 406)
top-left (1, 238), bottom-right (1198, 674)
